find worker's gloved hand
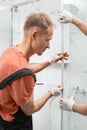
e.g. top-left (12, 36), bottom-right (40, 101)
top-left (57, 9), bottom-right (73, 23)
top-left (48, 85), bottom-right (63, 96)
top-left (49, 52), bottom-right (69, 64)
top-left (59, 96), bottom-right (75, 111)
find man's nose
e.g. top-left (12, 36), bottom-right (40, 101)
top-left (47, 43), bottom-right (50, 49)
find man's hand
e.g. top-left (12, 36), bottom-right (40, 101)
top-left (55, 52), bottom-right (69, 62)
top-left (49, 52), bottom-right (69, 64)
top-left (48, 85), bottom-right (63, 96)
top-left (59, 96), bottom-right (75, 111)
top-left (57, 9), bottom-right (73, 23)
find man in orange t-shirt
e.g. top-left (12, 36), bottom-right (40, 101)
top-left (0, 12), bottom-right (68, 130)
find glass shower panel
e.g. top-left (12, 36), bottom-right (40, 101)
top-left (33, 65), bottom-right (62, 130)
top-left (63, 0), bottom-right (87, 130)
top-left (12, 1), bottom-right (65, 130)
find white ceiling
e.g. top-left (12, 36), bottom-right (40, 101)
top-left (0, 0), bottom-right (40, 8)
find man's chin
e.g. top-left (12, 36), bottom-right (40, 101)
top-left (37, 52), bottom-right (43, 56)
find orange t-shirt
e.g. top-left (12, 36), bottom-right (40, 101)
top-left (0, 46), bottom-right (35, 121)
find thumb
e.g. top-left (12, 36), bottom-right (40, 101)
top-left (58, 19), bottom-right (65, 23)
top-left (60, 98), bottom-right (64, 102)
top-left (57, 85), bottom-right (64, 90)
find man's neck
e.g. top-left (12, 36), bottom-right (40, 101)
top-left (17, 39), bottom-right (34, 58)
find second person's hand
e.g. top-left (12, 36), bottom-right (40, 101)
top-left (57, 9), bottom-right (73, 23)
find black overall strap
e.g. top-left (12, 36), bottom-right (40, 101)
top-left (0, 68), bottom-right (36, 90)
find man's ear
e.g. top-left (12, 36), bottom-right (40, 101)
top-left (31, 28), bottom-right (39, 40)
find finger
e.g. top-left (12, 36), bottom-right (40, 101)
top-left (57, 53), bottom-right (63, 56)
top-left (57, 13), bottom-right (63, 17)
top-left (63, 55), bottom-right (69, 58)
top-left (59, 105), bottom-right (62, 109)
top-left (56, 55), bottom-right (63, 59)
top-left (63, 52), bottom-right (68, 55)
top-left (59, 104), bottom-right (63, 107)
top-left (57, 11), bottom-right (64, 15)
top-left (55, 56), bottom-right (63, 62)
top-left (57, 86), bottom-right (64, 90)
top-left (59, 106), bottom-right (63, 110)
top-left (57, 85), bottom-right (63, 88)
top-left (59, 87), bottom-right (64, 91)
top-left (64, 54), bottom-right (69, 57)
top-left (59, 100), bottom-right (63, 104)
top-left (55, 58), bottom-right (60, 62)
top-left (63, 52), bottom-right (69, 56)
top-left (58, 52), bottom-right (69, 57)
top-left (63, 57), bottom-right (68, 60)
top-left (58, 13), bottom-right (64, 19)
top-left (58, 55), bottom-right (64, 60)
top-left (57, 9), bottom-right (63, 14)
top-left (58, 56), bottom-right (63, 60)
top-left (59, 56), bottom-right (68, 61)
top-left (60, 98), bottom-right (64, 101)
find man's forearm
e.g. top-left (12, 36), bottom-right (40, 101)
top-left (26, 92), bottom-right (52, 115)
top-left (73, 103), bottom-right (87, 115)
top-left (72, 16), bottom-right (87, 36)
top-left (30, 61), bottom-right (51, 73)
top-left (32, 92), bottom-right (52, 113)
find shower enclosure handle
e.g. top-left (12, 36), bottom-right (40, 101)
top-left (72, 86), bottom-right (87, 95)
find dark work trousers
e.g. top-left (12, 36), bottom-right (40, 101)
top-left (0, 108), bottom-right (33, 130)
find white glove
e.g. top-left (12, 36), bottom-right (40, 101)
top-left (49, 87), bottom-right (63, 96)
top-left (57, 9), bottom-right (73, 23)
top-left (59, 96), bottom-right (75, 111)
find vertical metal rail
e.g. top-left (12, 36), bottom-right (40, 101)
top-left (60, 0), bottom-right (64, 130)
top-left (10, 8), bottom-right (13, 46)
top-left (60, 23), bottom-right (64, 130)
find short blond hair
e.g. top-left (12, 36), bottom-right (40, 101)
top-left (24, 12), bottom-right (54, 34)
